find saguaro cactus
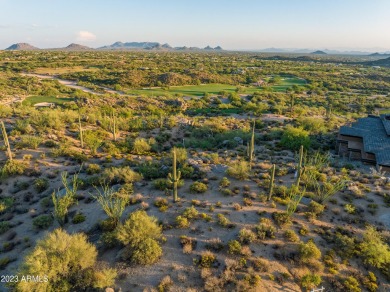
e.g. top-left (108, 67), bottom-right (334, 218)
top-left (1, 121), bottom-right (12, 161)
top-left (111, 111), bottom-right (117, 141)
top-left (78, 114), bottom-right (84, 149)
top-left (295, 145), bottom-right (304, 187)
top-left (247, 119), bottom-right (255, 169)
top-left (267, 164), bottom-right (276, 201)
top-left (168, 147), bottom-right (181, 202)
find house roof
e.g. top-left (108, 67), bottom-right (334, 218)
top-left (339, 115), bottom-right (390, 167)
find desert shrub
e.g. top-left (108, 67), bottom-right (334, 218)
top-left (238, 228), bottom-right (256, 244)
top-left (227, 160), bottom-right (250, 180)
top-left (190, 181), bottom-right (208, 193)
top-left (129, 238), bottom-right (162, 265)
top-left (219, 177), bottom-right (231, 188)
top-left (153, 178), bottom-right (184, 190)
top-left (284, 230), bottom-right (300, 242)
top-left (34, 178), bottom-right (49, 193)
top-left (333, 232), bottom-right (357, 259)
top-left (360, 226), bottom-right (390, 270)
top-left (15, 229), bottom-right (116, 291)
top-left (280, 126), bottom-right (311, 150)
top-left (308, 201), bottom-right (325, 216)
top-left (344, 276), bottom-right (361, 292)
top-left (0, 257), bottom-right (11, 270)
top-left (1, 160), bottom-right (26, 177)
top-left (138, 161), bottom-right (167, 179)
top-left (363, 272), bottom-right (378, 292)
top-left (298, 240), bottom-right (322, 263)
top-left (72, 213), bottom-right (86, 224)
top-left (182, 206), bottom-right (199, 220)
top-left (132, 138), bottom-right (151, 154)
top-left (272, 212), bottom-right (291, 226)
top-left (116, 210), bottom-right (163, 265)
top-left (16, 135), bottom-right (42, 149)
top-left (199, 251), bottom-right (216, 268)
top-left (0, 222), bottom-right (10, 235)
top-left (228, 240), bottom-right (242, 255)
top-left (301, 273), bottom-right (322, 290)
top-left (0, 197), bottom-right (13, 214)
top-left (86, 163), bottom-right (101, 174)
top-left (83, 130), bottom-right (103, 154)
top-left (256, 218), bottom-right (276, 239)
top-left (205, 238), bottom-right (224, 251)
top-left (102, 166), bottom-right (142, 184)
top-left (172, 147), bottom-right (187, 164)
top-left (158, 275), bottom-right (174, 292)
top-left (32, 215), bottom-right (53, 230)
top-left (217, 213), bottom-right (231, 227)
top-left (176, 216), bottom-right (190, 228)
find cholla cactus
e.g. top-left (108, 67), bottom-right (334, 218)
top-left (168, 147), bottom-right (181, 202)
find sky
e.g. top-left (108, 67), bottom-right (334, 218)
top-left (1, 0), bottom-right (390, 51)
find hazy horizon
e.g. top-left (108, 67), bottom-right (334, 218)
top-left (1, 0), bottom-right (390, 52)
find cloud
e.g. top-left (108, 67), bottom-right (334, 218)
top-left (76, 31), bottom-right (96, 42)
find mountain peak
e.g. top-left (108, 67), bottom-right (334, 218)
top-left (6, 43), bottom-right (39, 50)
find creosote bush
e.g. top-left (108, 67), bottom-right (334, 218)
top-left (227, 160), bottom-right (250, 180)
top-left (14, 229), bottom-right (116, 291)
top-left (116, 210), bottom-right (163, 265)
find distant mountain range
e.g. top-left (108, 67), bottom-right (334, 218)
top-left (254, 48), bottom-right (390, 55)
top-left (311, 50), bottom-right (327, 55)
top-left (4, 42), bottom-right (223, 51)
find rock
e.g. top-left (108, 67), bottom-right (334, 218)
top-left (105, 288), bottom-right (115, 292)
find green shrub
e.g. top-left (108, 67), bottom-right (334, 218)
top-left (86, 163), bottom-right (101, 174)
top-left (129, 238), bottom-right (162, 265)
top-left (32, 215), bottom-right (53, 229)
top-left (360, 226), bottom-right (390, 269)
top-left (344, 276), bottom-right (361, 292)
top-left (83, 130), bottom-right (103, 154)
top-left (176, 216), bottom-right (190, 228)
top-left (199, 251), bottom-right (216, 268)
top-left (0, 221), bottom-right (10, 235)
top-left (284, 230), bottom-right (300, 242)
top-left (217, 213), bottom-right (231, 227)
top-left (308, 201), bottom-right (325, 215)
top-left (34, 178), bottom-right (49, 193)
top-left (363, 272), bottom-right (378, 292)
top-left (256, 218), bottom-right (276, 240)
top-left (1, 160), bottom-right (26, 177)
top-left (0, 257), bottom-right (11, 270)
top-left (301, 273), bottom-right (322, 289)
top-left (132, 138), bottom-right (151, 154)
top-left (17, 135), bottom-right (42, 149)
top-left (116, 210), bottom-right (163, 265)
top-left (219, 177), bottom-right (231, 188)
top-left (280, 126), bottom-right (311, 150)
top-left (182, 206), bottom-right (199, 220)
top-left (190, 181), bottom-right (208, 193)
top-left (15, 229), bottom-right (116, 291)
top-left (102, 166), bottom-right (142, 184)
top-left (228, 240), bottom-right (242, 255)
top-left (0, 197), bottom-right (13, 214)
top-left (238, 228), bottom-right (256, 244)
top-left (227, 161), bottom-right (250, 180)
top-left (72, 213), bottom-right (86, 224)
top-left (298, 240), bottom-right (322, 263)
top-left (138, 161), bottom-right (167, 179)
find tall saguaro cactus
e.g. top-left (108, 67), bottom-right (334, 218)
top-left (1, 121), bottom-right (12, 161)
top-left (295, 145), bottom-right (304, 187)
top-left (267, 164), bottom-right (276, 201)
top-left (168, 147), bottom-right (181, 202)
top-left (78, 114), bottom-right (84, 149)
top-left (111, 111), bottom-right (117, 141)
top-left (247, 119), bottom-right (255, 169)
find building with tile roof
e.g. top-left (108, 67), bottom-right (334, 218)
top-left (336, 115), bottom-right (390, 171)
